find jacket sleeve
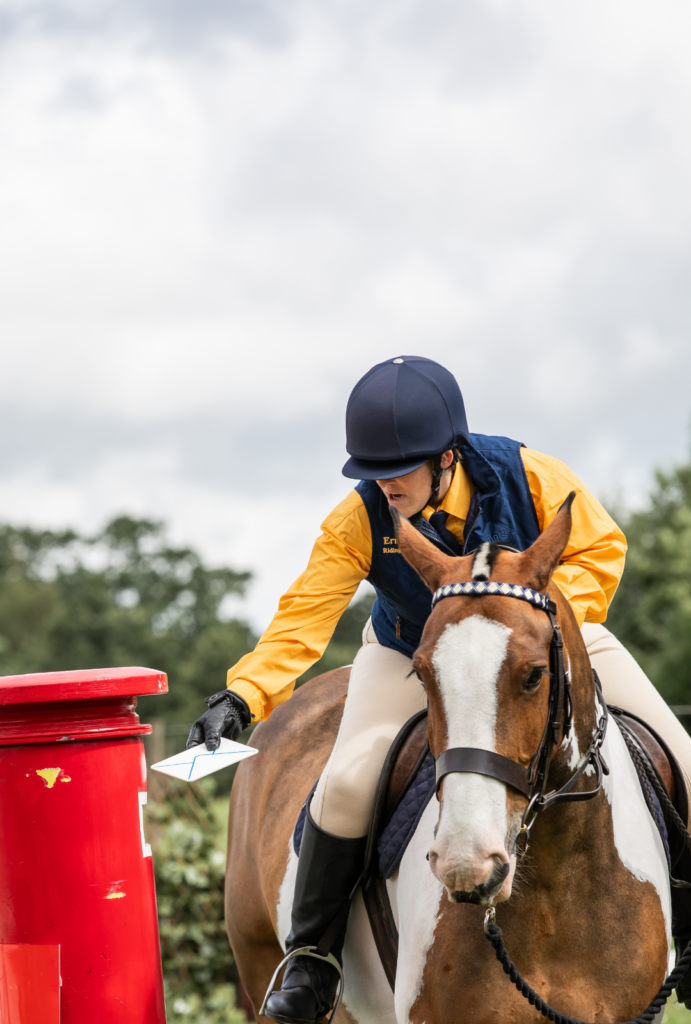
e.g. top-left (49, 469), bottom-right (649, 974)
top-left (226, 490), bottom-right (372, 722)
top-left (521, 448), bottom-right (627, 628)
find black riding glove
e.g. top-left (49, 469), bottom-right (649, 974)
top-left (186, 691), bottom-right (252, 751)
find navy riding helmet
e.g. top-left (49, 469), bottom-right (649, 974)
top-left (342, 356), bottom-right (470, 481)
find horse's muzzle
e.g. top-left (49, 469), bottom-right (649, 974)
top-left (447, 861), bottom-right (511, 906)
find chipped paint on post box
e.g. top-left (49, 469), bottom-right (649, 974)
top-left (36, 768), bottom-right (71, 788)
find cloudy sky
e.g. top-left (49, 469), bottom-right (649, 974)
top-left (1, 0), bottom-right (690, 630)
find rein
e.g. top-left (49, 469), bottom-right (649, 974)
top-left (483, 906), bottom-right (691, 1024)
top-left (432, 580), bottom-right (607, 855)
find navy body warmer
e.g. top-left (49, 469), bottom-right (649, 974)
top-left (356, 434), bottom-right (541, 658)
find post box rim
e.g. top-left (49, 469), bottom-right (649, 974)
top-left (0, 667), bottom-right (168, 705)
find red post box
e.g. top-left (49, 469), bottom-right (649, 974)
top-left (0, 667), bottom-right (168, 1023)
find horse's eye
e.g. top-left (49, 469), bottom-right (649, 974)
top-left (409, 667), bottom-right (426, 690)
top-left (523, 667), bottom-right (544, 692)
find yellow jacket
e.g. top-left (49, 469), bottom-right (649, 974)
top-left (228, 449), bottom-right (626, 722)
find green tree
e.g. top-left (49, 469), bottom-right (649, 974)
top-left (148, 777), bottom-right (247, 1024)
top-left (607, 458), bottom-right (691, 706)
top-left (0, 517), bottom-right (256, 724)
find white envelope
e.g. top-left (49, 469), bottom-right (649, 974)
top-left (151, 737), bottom-right (258, 782)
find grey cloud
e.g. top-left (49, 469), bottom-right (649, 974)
top-left (2, 332), bottom-right (690, 516)
top-left (0, 406), bottom-right (346, 498)
top-left (0, 0), bottom-right (291, 50)
top-left (0, 0), bottom-right (537, 72)
top-left (52, 75), bottom-right (109, 112)
top-left (383, 0), bottom-right (537, 96)
top-left (567, 242), bottom-right (691, 339)
top-left (0, 0), bottom-right (690, 526)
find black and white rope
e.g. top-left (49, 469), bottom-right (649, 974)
top-left (484, 917), bottom-right (691, 1024)
top-left (431, 580), bottom-right (552, 611)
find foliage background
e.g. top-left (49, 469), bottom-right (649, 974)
top-left (0, 514), bottom-right (373, 726)
top-left (607, 460), bottom-right (691, 710)
top-left (147, 776), bottom-right (247, 1023)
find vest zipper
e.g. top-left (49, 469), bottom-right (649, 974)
top-left (396, 616), bottom-right (401, 640)
top-left (463, 494), bottom-right (483, 554)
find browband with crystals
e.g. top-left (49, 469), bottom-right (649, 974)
top-left (431, 580), bottom-right (554, 613)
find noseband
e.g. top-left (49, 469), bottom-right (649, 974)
top-left (431, 578), bottom-right (609, 852)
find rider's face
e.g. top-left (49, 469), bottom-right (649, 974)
top-left (376, 451), bottom-right (454, 518)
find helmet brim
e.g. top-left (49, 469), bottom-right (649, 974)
top-left (342, 454), bottom-right (432, 481)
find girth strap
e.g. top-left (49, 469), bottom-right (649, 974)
top-left (435, 748), bottom-right (532, 799)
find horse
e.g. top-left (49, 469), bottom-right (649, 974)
top-left (225, 499), bottom-right (672, 1024)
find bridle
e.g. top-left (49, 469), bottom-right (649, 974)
top-left (431, 576), bottom-right (609, 855)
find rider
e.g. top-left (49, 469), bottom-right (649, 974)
top-left (188, 356), bottom-right (691, 1023)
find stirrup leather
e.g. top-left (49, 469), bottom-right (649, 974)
top-left (259, 945), bottom-right (345, 1022)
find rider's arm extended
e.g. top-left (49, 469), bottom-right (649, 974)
top-left (226, 491), bottom-right (372, 723)
top-left (521, 448), bottom-right (627, 628)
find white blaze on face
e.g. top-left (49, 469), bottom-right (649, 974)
top-left (429, 615), bottom-right (514, 897)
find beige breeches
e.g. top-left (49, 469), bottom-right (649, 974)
top-left (311, 620), bottom-right (691, 838)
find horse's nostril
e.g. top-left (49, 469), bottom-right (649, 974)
top-left (426, 851), bottom-right (430, 861)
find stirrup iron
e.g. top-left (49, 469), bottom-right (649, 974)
top-left (259, 945), bottom-right (345, 1021)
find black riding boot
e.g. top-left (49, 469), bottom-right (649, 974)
top-left (263, 806), bottom-right (366, 1024)
top-left (672, 843), bottom-right (691, 1008)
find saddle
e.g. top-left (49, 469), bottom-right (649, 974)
top-left (359, 706), bottom-right (689, 991)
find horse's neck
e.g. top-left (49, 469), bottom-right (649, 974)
top-left (526, 706), bottom-right (672, 951)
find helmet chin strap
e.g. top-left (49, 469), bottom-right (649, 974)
top-left (429, 454), bottom-right (445, 505)
top-left (429, 449), bottom-right (461, 506)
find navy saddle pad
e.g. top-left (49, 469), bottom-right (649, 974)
top-left (293, 754), bottom-right (436, 879)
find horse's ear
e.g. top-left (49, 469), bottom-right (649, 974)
top-left (520, 491), bottom-right (576, 593)
top-left (392, 507), bottom-right (455, 593)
